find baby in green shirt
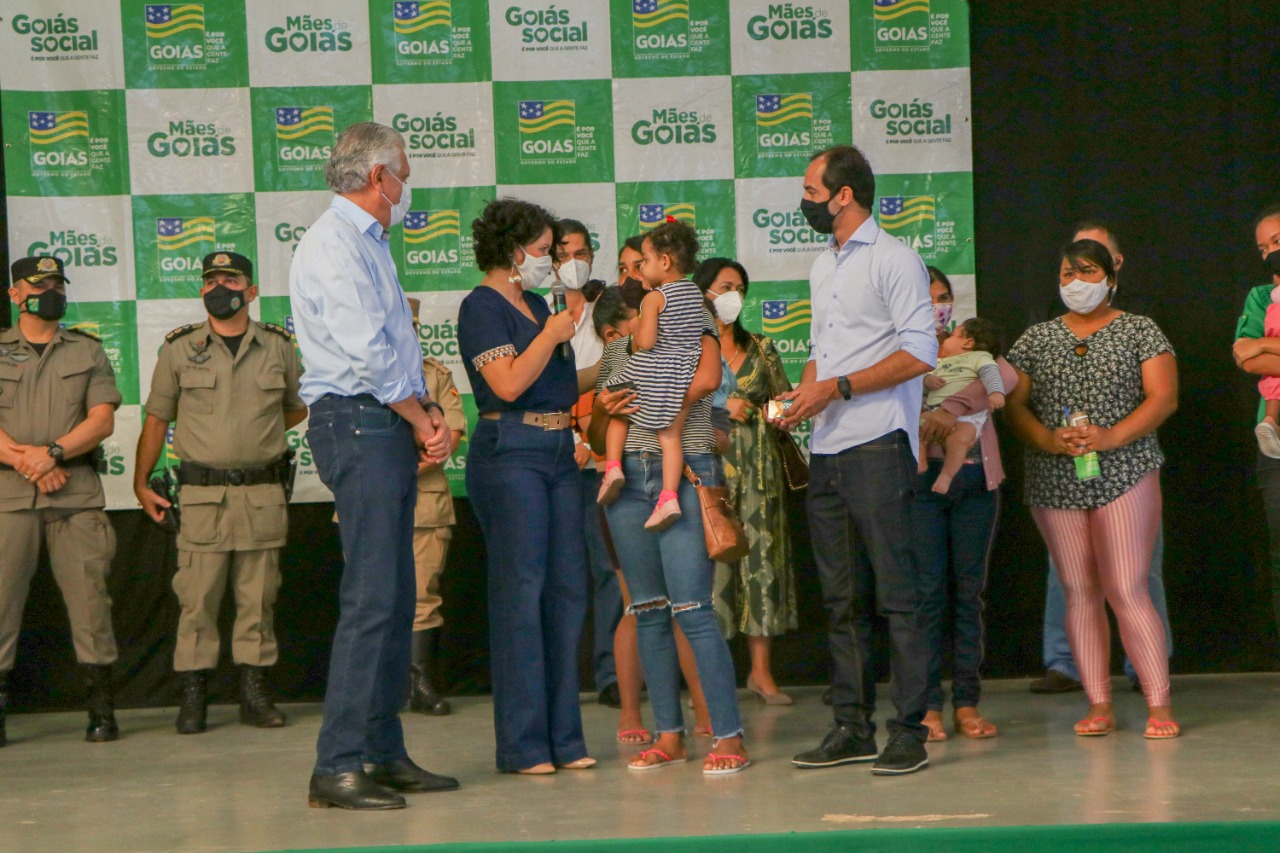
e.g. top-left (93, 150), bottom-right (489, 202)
top-left (920, 318), bottom-right (1005, 494)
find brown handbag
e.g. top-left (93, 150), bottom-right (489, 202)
top-left (752, 335), bottom-right (809, 491)
top-left (683, 464), bottom-right (749, 564)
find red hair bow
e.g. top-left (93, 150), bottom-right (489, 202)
top-left (665, 215), bottom-right (678, 223)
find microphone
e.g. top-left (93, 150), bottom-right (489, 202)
top-left (549, 278), bottom-right (573, 361)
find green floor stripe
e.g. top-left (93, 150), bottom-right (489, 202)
top-left (263, 820), bottom-right (1280, 853)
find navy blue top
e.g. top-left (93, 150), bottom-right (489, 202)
top-left (458, 285), bottom-right (578, 414)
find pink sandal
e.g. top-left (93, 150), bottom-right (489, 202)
top-left (628, 747), bottom-right (686, 771)
top-left (1144, 718), bottom-right (1181, 739)
top-left (703, 752), bottom-right (751, 776)
top-left (616, 729), bottom-right (653, 745)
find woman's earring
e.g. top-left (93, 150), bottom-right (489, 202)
top-left (508, 263), bottom-right (521, 285)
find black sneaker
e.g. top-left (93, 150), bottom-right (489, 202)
top-left (792, 723), bottom-right (877, 768)
top-left (871, 731), bottom-right (929, 776)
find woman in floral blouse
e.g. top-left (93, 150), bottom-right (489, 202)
top-left (1004, 238), bottom-right (1179, 739)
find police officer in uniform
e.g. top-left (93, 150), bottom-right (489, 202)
top-left (404, 298), bottom-right (465, 716)
top-left (0, 255), bottom-right (123, 747)
top-left (134, 252), bottom-right (306, 734)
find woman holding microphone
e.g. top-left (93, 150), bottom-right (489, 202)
top-left (458, 198), bottom-right (592, 774)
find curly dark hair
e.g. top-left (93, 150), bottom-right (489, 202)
top-left (472, 197), bottom-right (561, 273)
top-left (643, 220), bottom-right (698, 277)
top-left (959, 317), bottom-right (1003, 359)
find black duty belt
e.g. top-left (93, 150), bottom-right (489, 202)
top-left (0, 455), bottom-right (97, 471)
top-left (178, 460), bottom-right (285, 487)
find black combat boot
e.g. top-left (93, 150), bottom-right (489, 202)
top-left (239, 665), bottom-right (286, 728)
top-left (0, 669), bottom-right (9, 748)
top-left (176, 670), bottom-right (208, 734)
top-left (409, 629), bottom-right (451, 716)
top-left (84, 664), bottom-right (119, 742)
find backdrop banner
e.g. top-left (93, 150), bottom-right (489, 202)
top-left (0, 0), bottom-right (973, 508)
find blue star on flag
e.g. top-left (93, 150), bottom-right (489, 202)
top-left (28, 112), bottom-right (56, 131)
top-left (519, 101), bottom-right (544, 120)
top-left (157, 218), bottom-right (183, 236)
top-left (875, 0), bottom-right (900, 7)
top-left (634, 0), bottom-right (658, 12)
top-left (756, 95), bottom-right (781, 114)
top-left (639, 204), bottom-right (665, 223)
top-left (880, 197), bottom-right (904, 216)
top-left (276, 107), bottom-right (302, 126)
top-left (395, 1), bottom-right (419, 19)
top-left (404, 211), bottom-right (430, 230)
top-left (146, 5), bottom-right (172, 24)
top-left (762, 301), bottom-right (789, 320)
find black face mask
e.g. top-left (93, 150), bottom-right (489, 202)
top-left (203, 284), bottom-right (246, 320)
top-left (618, 276), bottom-right (647, 310)
top-left (1266, 249), bottom-right (1280, 279)
top-left (23, 290), bottom-right (67, 321)
top-left (800, 197), bottom-right (839, 234)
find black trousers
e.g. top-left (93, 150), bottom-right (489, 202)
top-left (807, 430), bottom-right (929, 743)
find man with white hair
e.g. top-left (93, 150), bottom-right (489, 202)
top-left (290, 122), bottom-right (458, 810)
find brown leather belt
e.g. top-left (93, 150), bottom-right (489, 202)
top-left (480, 410), bottom-right (572, 431)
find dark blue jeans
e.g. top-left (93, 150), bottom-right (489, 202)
top-left (807, 430), bottom-right (928, 742)
top-left (605, 452), bottom-right (743, 739)
top-left (308, 394), bottom-right (417, 776)
top-left (911, 459), bottom-right (999, 712)
top-left (467, 416), bottom-right (588, 771)
top-left (581, 468), bottom-right (622, 691)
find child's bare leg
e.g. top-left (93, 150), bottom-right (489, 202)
top-left (598, 416), bottom-right (629, 505)
top-left (657, 407), bottom-right (690, 499)
top-left (932, 422), bottom-right (977, 495)
top-left (1266, 399), bottom-right (1280, 426)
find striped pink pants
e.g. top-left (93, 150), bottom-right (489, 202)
top-left (1031, 470), bottom-right (1169, 706)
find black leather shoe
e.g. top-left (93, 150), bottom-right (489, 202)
top-left (871, 731), bottom-right (929, 776)
top-left (176, 671), bottom-right (208, 734)
top-left (409, 630), bottom-right (451, 716)
top-left (1028, 669), bottom-right (1083, 694)
top-left (792, 723), bottom-right (878, 768)
top-left (597, 682), bottom-right (622, 709)
top-left (308, 771), bottom-right (406, 810)
top-left (239, 665), bottom-right (287, 727)
top-left (84, 665), bottom-right (119, 743)
top-left (362, 757), bottom-right (460, 793)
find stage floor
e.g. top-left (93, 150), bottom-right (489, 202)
top-left (3, 673), bottom-right (1279, 853)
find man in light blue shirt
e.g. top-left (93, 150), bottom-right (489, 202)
top-left (290, 121), bottom-right (458, 810)
top-left (780, 145), bottom-right (936, 777)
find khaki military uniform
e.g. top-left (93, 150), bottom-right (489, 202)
top-left (0, 326), bottom-right (122, 670)
top-left (413, 357), bottom-right (466, 631)
top-left (145, 320), bottom-right (305, 671)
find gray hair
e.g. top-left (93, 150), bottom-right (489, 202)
top-left (324, 122), bottom-right (406, 194)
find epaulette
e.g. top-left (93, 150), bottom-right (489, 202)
top-left (260, 322), bottom-right (292, 340)
top-left (165, 324), bottom-right (200, 343)
top-left (66, 326), bottom-right (101, 342)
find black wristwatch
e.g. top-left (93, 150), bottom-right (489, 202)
top-left (46, 442), bottom-right (65, 463)
top-left (835, 376), bottom-right (852, 401)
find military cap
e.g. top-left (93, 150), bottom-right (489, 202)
top-left (202, 251), bottom-right (254, 280)
top-left (11, 255), bottom-right (69, 285)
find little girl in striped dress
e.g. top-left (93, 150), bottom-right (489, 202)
top-left (597, 221), bottom-right (705, 531)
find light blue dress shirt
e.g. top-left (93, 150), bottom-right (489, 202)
top-left (806, 216), bottom-right (937, 459)
top-left (288, 195), bottom-right (427, 407)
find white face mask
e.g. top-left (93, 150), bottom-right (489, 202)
top-left (1059, 277), bottom-right (1111, 314)
top-left (516, 251), bottom-right (553, 291)
top-left (557, 259), bottom-right (591, 291)
top-left (932, 302), bottom-right (953, 334)
top-left (379, 169), bottom-right (411, 228)
top-left (713, 290), bottom-right (744, 324)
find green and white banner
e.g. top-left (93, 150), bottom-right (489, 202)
top-left (1, 0), bottom-right (974, 509)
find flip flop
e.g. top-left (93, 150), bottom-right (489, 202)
top-left (703, 753), bottom-right (751, 776)
top-left (954, 712), bottom-right (998, 739)
top-left (1144, 718), bottom-right (1181, 739)
top-left (627, 747), bottom-right (687, 771)
top-left (1074, 716), bottom-right (1114, 737)
top-left (617, 729), bottom-right (653, 745)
